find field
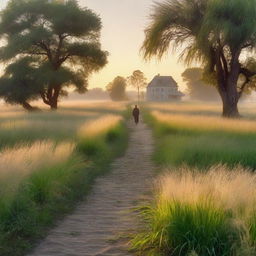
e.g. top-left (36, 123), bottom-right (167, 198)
top-left (132, 102), bottom-right (256, 256)
top-left (0, 101), bottom-right (128, 256)
top-left (3, 100), bottom-right (256, 256)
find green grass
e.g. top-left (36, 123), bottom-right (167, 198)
top-left (131, 165), bottom-right (256, 256)
top-left (131, 103), bottom-right (256, 256)
top-left (131, 202), bottom-right (244, 256)
top-left (144, 111), bottom-right (256, 170)
top-left (0, 102), bottom-right (128, 256)
top-left (0, 111), bottom-right (99, 148)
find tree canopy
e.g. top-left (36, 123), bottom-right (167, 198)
top-left (0, 0), bottom-right (108, 110)
top-left (142, 0), bottom-right (256, 117)
top-left (106, 76), bottom-right (127, 101)
top-left (127, 70), bottom-right (147, 102)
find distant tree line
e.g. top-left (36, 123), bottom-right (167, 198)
top-left (0, 0), bottom-right (108, 110)
top-left (182, 68), bottom-right (220, 101)
top-left (106, 70), bottom-right (147, 102)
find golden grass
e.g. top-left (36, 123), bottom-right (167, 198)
top-left (159, 165), bottom-right (256, 218)
top-left (0, 120), bottom-right (29, 130)
top-left (0, 141), bottom-right (74, 193)
top-left (152, 110), bottom-right (256, 133)
top-left (59, 100), bottom-right (127, 111)
top-left (147, 102), bottom-right (222, 113)
top-left (77, 114), bottom-right (123, 138)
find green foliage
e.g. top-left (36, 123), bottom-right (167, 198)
top-left (0, 0), bottom-right (108, 109)
top-left (0, 104), bottom-right (128, 255)
top-left (142, 0), bottom-right (256, 63)
top-left (147, 113), bottom-right (256, 170)
top-left (131, 201), bottom-right (242, 256)
top-left (127, 70), bottom-right (147, 101)
top-left (135, 105), bottom-right (256, 256)
top-left (142, 0), bottom-right (207, 63)
top-left (201, 0), bottom-right (256, 50)
top-left (0, 126), bottom-right (127, 256)
top-left (142, 0), bottom-right (256, 116)
top-left (106, 76), bottom-right (127, 101)
top-left (0, 57), bottom-right (42, 105)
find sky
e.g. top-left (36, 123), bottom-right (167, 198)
top-left (0, 0), bottom-right (187, 91)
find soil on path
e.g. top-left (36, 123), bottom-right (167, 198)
top-left (28, 120), bottom-right (154, 256)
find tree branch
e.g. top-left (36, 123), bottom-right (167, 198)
top-left (40, 92), bottom-right (50, 105)
top-left (215, 46), bottom-right (226, 92)
top-left (38, 41), bottom-right (53, 62)
top-left (220, 49), bottom-right (228, 80)
top-left (238, 76), bottom-right (250, 99)
top-left (240, 67), bottom-right (256, 78)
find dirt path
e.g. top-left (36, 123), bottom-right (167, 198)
top-left (28, 120), bottom-right (154, 256)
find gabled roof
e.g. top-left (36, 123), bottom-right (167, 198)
top-left (147, 75), bottom-right (178, 88)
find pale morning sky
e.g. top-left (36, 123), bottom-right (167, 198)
top-left (0, 0), bottom-right (187, 91)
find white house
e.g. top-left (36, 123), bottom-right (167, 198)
top-left (146, 75), bottom-right (184, 101)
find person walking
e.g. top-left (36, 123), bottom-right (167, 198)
top-left (132, 105), bottom-right (140, 125)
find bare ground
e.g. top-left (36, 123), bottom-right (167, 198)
top-left (28, 120), bottom-right (154, 256)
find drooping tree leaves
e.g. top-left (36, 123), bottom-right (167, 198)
top-left (142, 0), bottom-right (256, 117)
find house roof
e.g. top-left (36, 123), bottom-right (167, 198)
top-left (147, 75), bottom-right (178, 88)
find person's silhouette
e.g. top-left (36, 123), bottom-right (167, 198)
top-left (132, 105), bottom-right (140, 125)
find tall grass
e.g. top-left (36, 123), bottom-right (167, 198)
top-left (0, 141), bottom-right (75, 194)
top-left (131, 165), bottom-right (256, 256)
top-left (0, 101), bottom-right (127, 148)
top-left (78, 114), bottom-right (123, 138)
top-left (0, 141), bottom-right (84, 255)
top-left (132, 103), bottom-right (256, 256)
top-left (147, 110), bottom-right (256, 169)
top-left (0, 103), bottom-right (128, 256)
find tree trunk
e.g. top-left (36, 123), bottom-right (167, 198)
top-left (22, 102), bottom-right (40, 112)
top-left (50, 99), bottom-right (58, 110)
top-left (43, 86), bottom-right (60, 110)
top-left (216, 48), bottom-right (241, 118)
top-left (138, 87), bottom-right (140, 103)
top-left (221, 92), bottom-right (240, 118)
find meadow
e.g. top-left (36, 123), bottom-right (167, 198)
top-left (0, 101), bottom-right (128, 256)
top-left (132, 102), bottom-right (256, 256)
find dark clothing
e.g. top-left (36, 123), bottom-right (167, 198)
top-left (133, 107), bottom-right (140, 124)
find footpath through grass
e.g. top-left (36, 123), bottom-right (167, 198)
top-left (0, 102), bottom-right (128, 256)
top-left (131, 102), bottom-right (256, 256)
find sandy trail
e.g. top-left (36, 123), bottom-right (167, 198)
top-left (28, 120), bottom-right (154, 256)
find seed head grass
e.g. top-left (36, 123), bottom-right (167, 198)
top-left (152, 111), bottom-right (256, 134)
top-left (147, 109), bottom-right (256, 169)
top-left (0, 102), bottom-right (128, 256)
top-left (78, 115), bottom-right (123, 138)
top-left (132, 165), bottom-right (256, 256)
top-left (0, 141), bottom-right (74, 194)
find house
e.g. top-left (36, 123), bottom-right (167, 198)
top-left (146, 75), bottom-right (184, 101)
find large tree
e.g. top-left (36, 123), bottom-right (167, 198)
top-left (0, 0), bottom-right (107, 110)
top-left (127, 70), bottom-right (147, 103)
top-left (106, 76), bottom-right (127, 101)
top-left (142, 0), bottom-right (256, 117)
